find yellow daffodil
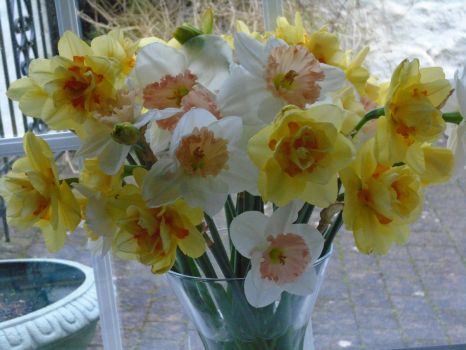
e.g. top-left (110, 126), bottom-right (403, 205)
top-left (275, 13), bottom-right (306, 46)
top-left (305, 26), bottom-right (346, 68)
top-left (248, 104), bottom-right (355, 207)
top-left (344, 47), bottom-right (371, 95)
top-left (6, 31), bottom-right (137, 134)
top-left (375, 59), bottom-right (452, 171)
top-left (415, 144), bottom-right (454, 186)
top-left (333, 87), bottom-right (366, 135)
top-left (90, 30), bottom-right (139, 76)
top-left (341, 139), bottom-right (423, 255)
top-left (114, 193), bottom-right (205, 274)
top-left (235, 20), bottom-right (271, 43)
top-left (0, 132), bottom-right (81, 252)
top-left (74, 160), bottom-right (133, 254)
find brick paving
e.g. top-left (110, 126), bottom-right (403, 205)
top-left (1, 176), bottom-right (466, 350)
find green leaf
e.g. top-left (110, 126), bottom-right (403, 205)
top-left (201, 8), bottom-right (214, 34)
top-left (173, 23), bottom-right (203, 44)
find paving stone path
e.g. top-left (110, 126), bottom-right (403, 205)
top-left (1, 173), bottom-right (466, 350)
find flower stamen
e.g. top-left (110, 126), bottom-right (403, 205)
top-left (175, 127), bottom-right (229, 177)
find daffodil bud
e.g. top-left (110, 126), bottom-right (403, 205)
top-left (173, 24), bottom-right (203, 44)
top-left (111, 122), bottom-right (139, 145)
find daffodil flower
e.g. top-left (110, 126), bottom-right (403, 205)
top-left (217, 32), bottom-right (346, 135)
top-left (375, 59), bottom-right (452, 172)
top-left (73, 159), bottom-right (128, 255)
top-left (131, 35), bottom-right (232, 154)
top-left (6, 31), bottom-right (136, 134)
top-left (248, 104), bottom-right (354, 207)
top-left (114, 171), bottom-right (206, 274)
top-left (230, 203), bottom-right (324, 307)
top-left (341, 139), bottom-right (423, 255)
top-left (143, 108), bottom-right (258, 216)
top-left (76, 89), bottom-right (156, 175)
top-left (0, 132), bottom-right (81, 252)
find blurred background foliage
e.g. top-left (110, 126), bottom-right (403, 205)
top-left (78, 0), bottom-right (371, 51)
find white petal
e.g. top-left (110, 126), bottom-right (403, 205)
top-left (142, 157), bottom-right (182, 207)
top-left (179, 177), bottom-right (227, 216)
top-left (234, 32), bottom-right (267, 77)
top-left (98, 141), bottom-right (131, 175)
top-left (208, 116), bottom-right (242, 146)
top-left (455, 65), bottom-right (466, 117)
top-left (170, 108), bottom-right (217, 152)
top-left (77, 131), bottom-right (130, 175)
top-left (84, 193), bottom-right (118, 239)
top-left (447, 121), bottom-right (466, 177)
top-left (257, 94), bottom-right (285, 124)
top-left (217, 64), bottom-right (270, 126)
top-left (153, 108), bottom-right (183, 120)
top-left (264, 38), bottom-right (287, 54)
top-left (244, 254), bottom-right (283, 308)
top-left (442, 78), bottom-right (458, 113)
top-left (230, 212), bottom-right (268, 258)
top-left (131, 43), bottom-right (187, 88)
top-left (183, 35), bottom-right (233, 92)
top-left (221, 151), bottom-right (259, 195)
top-left (75, 131), bottom-right (109, 159)
top-left (266, 202), bottom-right (302, 237)
top-left (283, 263), bottom-right (318, 296)
top-left (144, 122), bottom-right (172, 155)
top-left (134, 110), bottom-right (159, 129)
top-left (319, 64), bottom-right (347, 95)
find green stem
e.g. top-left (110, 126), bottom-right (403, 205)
top-left (122, 164), bottom-right (144, 177)
top-left (443, 111), bottom-right (463, 124)
top-left (204, 213), bottom-right (234, 278)
top-left (195, 253), bottom-right (218, 278)
top-left (351, 107), bottom-right (385, 137)
top-left (234, 192), bottom-right (249, 277)
top-left (320, 211), bottom-right (343, 258)
top-left (62, 177), bottom-right (79, 186)
top-left (225, 195), bottom-right (238, 271)
top-left (126, 152), bottom-right (138, 165)
top-left (176, 248), bottom-right (201, 277)
top-left (225, 195), bottom-right (236, 229)
top-left (351, 108), bottom-right (464, 138)
top-left (295, 203), bottom-right (314, 224)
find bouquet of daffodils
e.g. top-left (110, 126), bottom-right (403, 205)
top-left (1, 12), bottom-right (463, 310)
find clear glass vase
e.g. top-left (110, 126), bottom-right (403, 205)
top-left (166, 249), bottom-right (332, 350)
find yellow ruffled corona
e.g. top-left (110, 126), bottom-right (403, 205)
top-left (114, 196), bottom-right (206, 274)
top-left (248, 105), bottom-right (355, 207)
top-left (6, 31), bottom-right (137, 134)
top-left (375, 59), bottom-right (452, 171)
top-left (341, 139), bottom-right (423, 255)
top-left (0, 132), bottom-right (81, 252)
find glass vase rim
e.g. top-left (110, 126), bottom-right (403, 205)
top-left (167, 245), bottom-right (333, 282)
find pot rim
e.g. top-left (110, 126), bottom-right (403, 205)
top-left (167, 244), bottom-right (333, 282)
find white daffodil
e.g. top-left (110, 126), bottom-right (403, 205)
top-left (131, 35), bottom-right (232, 155)
top-left (230, 203), bottom-right (324, 308)
top-left (76, 89), bottom-right (154, 175)
top-left (142, 108), bottom-right (258, 216)
top-left (446, 64), bottom-right (466, 176)
top-left (130, 35), bottom-right (232, 94)
top-left (217, 33), bottom-right (346, 130)
top-left (144, 84), bottom-right (223, 155)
